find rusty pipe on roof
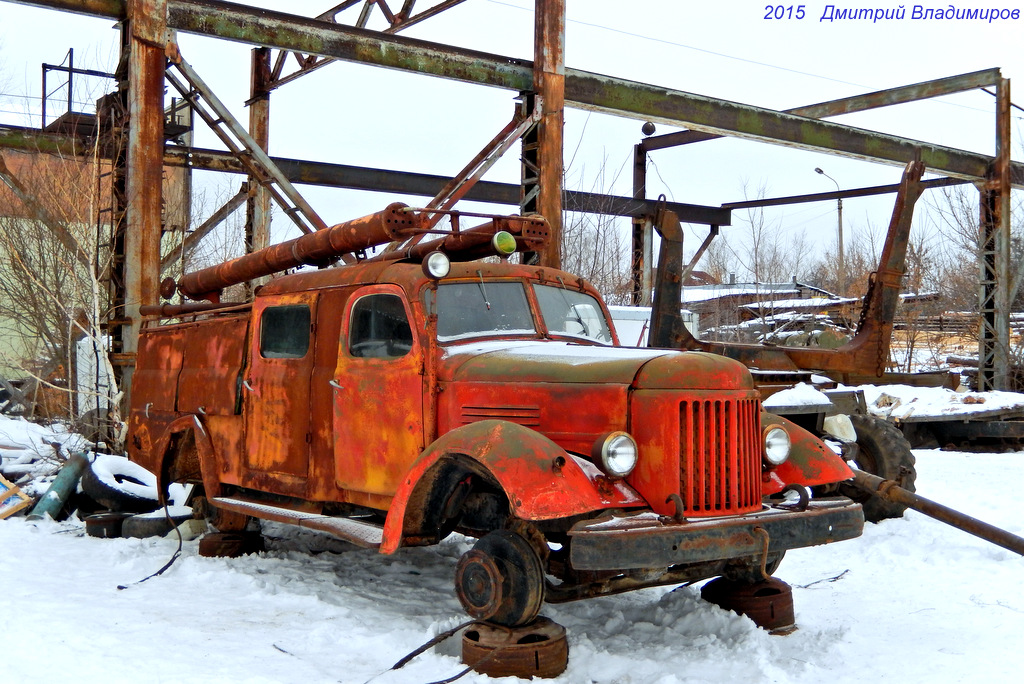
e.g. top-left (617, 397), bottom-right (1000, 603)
top-left (176, 203), bottom-right (424, 300)
top-left (849, 468), bottom-right (1024, 556)
top-left (369, 215), bottom-right (550, 263)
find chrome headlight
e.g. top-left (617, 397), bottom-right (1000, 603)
top-left (592, 431), bottom-right (639, 478)
top-left (763, 426), bottom-right (791, 466)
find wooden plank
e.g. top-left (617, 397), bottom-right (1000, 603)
top-left (0, 473), bottom-right (32, 519)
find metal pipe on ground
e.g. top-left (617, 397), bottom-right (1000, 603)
top-left (849, 468), bottom-right (1024, 556)
top-left (27, 452), bottom-right (89, 521)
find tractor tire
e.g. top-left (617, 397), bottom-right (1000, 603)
top-left (80, 455), bottom-right (160, 513)
top-left (455, 529), bottom-right (545, 627)
top-left (840, 415), bottom-right (917, 523)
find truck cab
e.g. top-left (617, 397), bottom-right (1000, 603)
top-left (128, 220), bottom-right (863, 627)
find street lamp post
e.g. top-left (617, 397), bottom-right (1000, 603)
top-left (815, 167), bottom-right (844, 294)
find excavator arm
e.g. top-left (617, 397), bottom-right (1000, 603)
top-left (650, 160), bottom-right (926, 380)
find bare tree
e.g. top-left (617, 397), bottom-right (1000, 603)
top-left (0, 146), bottom-right (121, 443)
top-left (560, 155), bottom-right (633, 304)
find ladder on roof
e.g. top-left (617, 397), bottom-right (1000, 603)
top-left (164, 52), bottom-right (328, 236)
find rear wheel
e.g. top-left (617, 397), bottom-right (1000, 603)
top-left (840, 415), bottom-right (917, 523)
top-left (455, 529), bottom-right (545, 627)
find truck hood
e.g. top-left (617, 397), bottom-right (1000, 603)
top-left (439, 341), bottom-right (753, 390)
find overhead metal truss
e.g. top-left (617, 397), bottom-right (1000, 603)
top-left (11, 0), bottom-right (1023, 184)
top-left (0, 0), bottom-right (1018, 391)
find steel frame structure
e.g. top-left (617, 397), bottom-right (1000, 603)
top-left (0, 0), bottom-right (1018, 393)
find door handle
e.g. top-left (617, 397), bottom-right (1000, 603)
top-left (329, 380), bottom-right (343, 390)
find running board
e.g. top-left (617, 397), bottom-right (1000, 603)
top-left (211, 497), bottom-right (383, 549)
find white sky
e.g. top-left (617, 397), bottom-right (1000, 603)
top-left (0, 1), bottom-right (1022, 271)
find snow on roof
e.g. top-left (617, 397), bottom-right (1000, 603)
top-left (680, 283), bottom-right (800, 303)
top-left (739, 296), bottom-right (860, 311)
top-left (606, 305), bottom-right (694, 320)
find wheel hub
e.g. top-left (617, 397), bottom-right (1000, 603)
top-left (455, 549), bottom-right (505, 620)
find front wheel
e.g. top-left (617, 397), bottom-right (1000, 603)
top-left (839, 415), bottom-right (917, 523)
top-left (455, 529), bottom-right (545, 627)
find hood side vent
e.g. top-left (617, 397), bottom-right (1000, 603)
top-left (461, 405), bottom-right (541, 426)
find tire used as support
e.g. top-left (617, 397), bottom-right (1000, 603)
top-left (849, 468), bottom-right (1024, 556)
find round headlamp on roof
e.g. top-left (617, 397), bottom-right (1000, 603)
top-left (422, 251), bottom-right (451, 279)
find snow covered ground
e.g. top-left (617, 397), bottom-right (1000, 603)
top-left (3, 440), bottom-right (1022, 683)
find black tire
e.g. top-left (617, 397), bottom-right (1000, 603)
top-left (80, 455), bottom-right (160, 513)
top-left (840, 415), bottom-right (917, 523)
top-left (122, 510), bottom-right (194, 538)
top-left (455, 529), bottom-right (545, 627)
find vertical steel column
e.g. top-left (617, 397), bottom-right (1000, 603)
top-left (122, 0), bottom-right (166, 400)
top-left (978, 77), bottom-right (1012, 391)
top-left (994, 78), bottom-right (1012, 389)
top-left (978, 181), bottom-right (998, 391)
top-left (533, 0), bottom-right (564, 268)
top-left (246, 47), bottom-right (272, 269)
top-left (631, 143), bottom-right (652, 305)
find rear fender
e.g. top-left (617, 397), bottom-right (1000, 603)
top-left (763, 413), bottom-right (853, 493)
top-left (381, 420), bottom-right (643, 554)
top-left (152, 414), bottom-right (220, 503)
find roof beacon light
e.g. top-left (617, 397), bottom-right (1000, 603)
top-left (492, 230), bottom-right (517, 256)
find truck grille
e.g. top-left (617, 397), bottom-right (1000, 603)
top-left (679, 398), bottom-right (762, 516)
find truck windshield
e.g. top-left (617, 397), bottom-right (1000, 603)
top-left (533, 284), bottom-right (613, 344)
top-left (433, 281), bottom-right (537, 342)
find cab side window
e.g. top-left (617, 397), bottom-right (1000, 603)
top-left (260, 305), bottom-right (311, 359)
top-left (349, 294), bottom-right (413, 358)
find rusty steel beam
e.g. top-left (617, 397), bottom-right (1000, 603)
top-left (246, 45), bottom-right (272, 295)
top-left (5, 1), bottom-right (1023, 185)
top-left (533, 0), bottom-right (564, 268)
top-left (0, 126), bottom-right (731, 224)
top-left (0, 124), bottom-right (86, 155)
top-left (721, 176), bottom-right (970, 210)
top-left (266, 0), bottom-right (469, 91)
top-left (122, 0), bottom-right (167, 391)
top-left (642, 68), bottom-right (1004, 152)
top-left (162, 145), bottom-right (732, 225)
top-left (791, 67), bottom-right (1003, 119)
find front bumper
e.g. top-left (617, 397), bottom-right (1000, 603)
top-left (567, 498), bottom-right (863, 571)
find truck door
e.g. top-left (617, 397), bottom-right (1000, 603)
top-left (333, 286), bottom-right (424, 496)
top-left (243, 292), bottom-right (318, 493)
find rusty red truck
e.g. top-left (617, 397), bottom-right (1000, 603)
top-left (128, 204), bottom-right (863, 627)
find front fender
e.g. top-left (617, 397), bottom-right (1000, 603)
top-left (381, 420), bottom-right (644, 553)
top-left (762, 413), bottom-right (853, 493)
